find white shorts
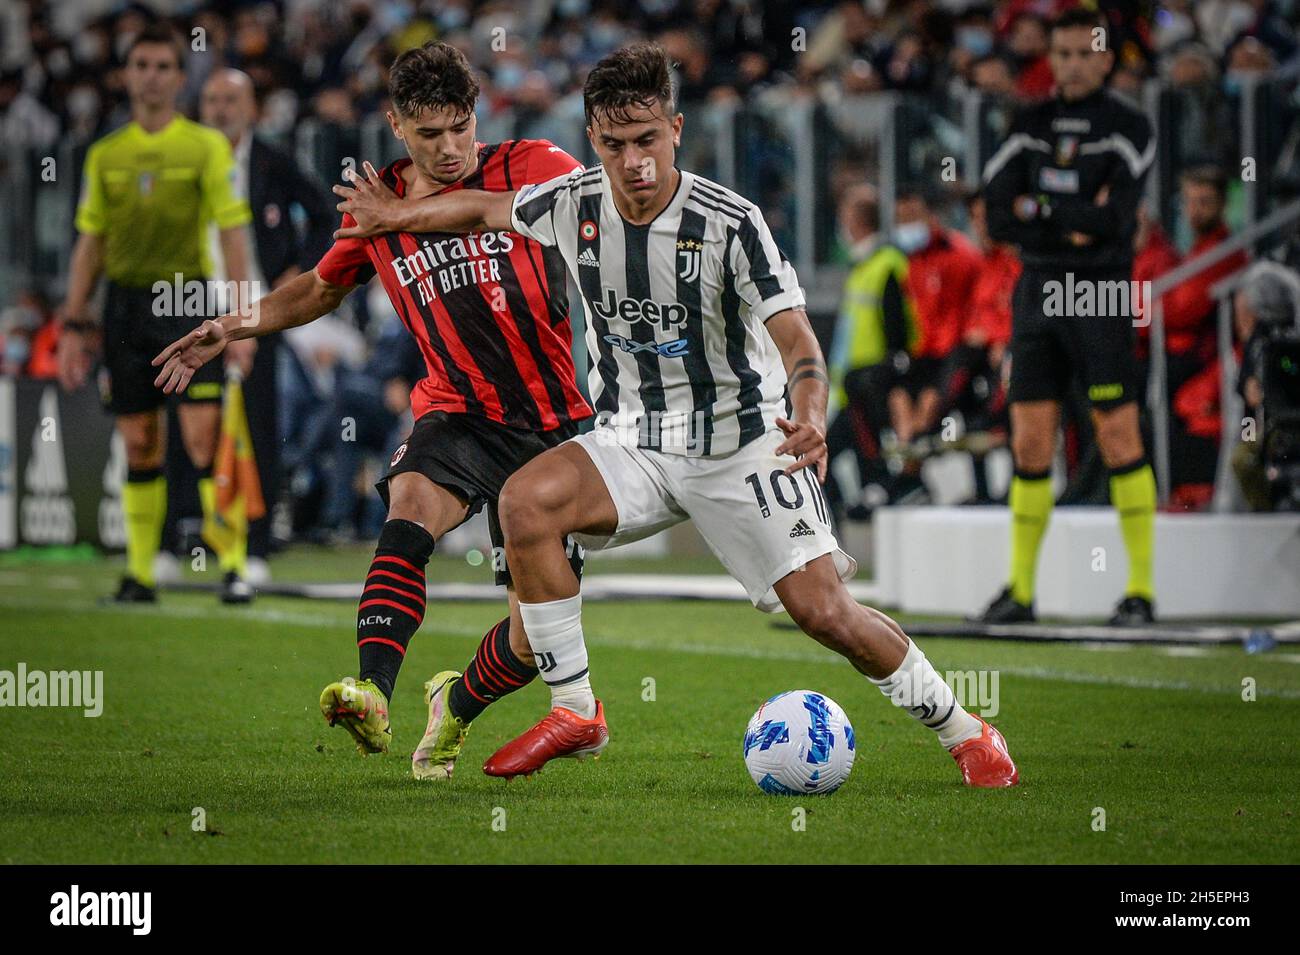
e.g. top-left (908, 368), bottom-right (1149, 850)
top-left (569, 427), bottom-right (857, 612)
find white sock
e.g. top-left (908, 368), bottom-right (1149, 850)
top-left (868, 640), bottom-right (982, 749)
top-left (519, 594), bottom-right (596, 718)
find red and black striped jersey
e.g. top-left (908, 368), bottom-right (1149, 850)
top-left (315, 139), bottom-right (592, 432)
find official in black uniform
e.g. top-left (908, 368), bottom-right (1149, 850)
top-left (199, 68), bottom-right (335, 581)
top-left (978, 8), bottom-right (1158, 626)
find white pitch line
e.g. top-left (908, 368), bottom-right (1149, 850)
top-left (6, 594), bottom-right (1300, 699)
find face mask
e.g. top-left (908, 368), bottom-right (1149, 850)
top-left (1224, 70), bottom-right (1257, 96)
top-left (956, 27), bottom-right (994, 58)
top-left (495, 64), bottom-right (525, 92)
top-left (439, 7), bottom-right (469, 30)
top-left (590, 23), bottom-right (624, 49)
top-left (894, 221), bottom-right (929, 254)
top-left (73, 33), bottom-right (106, 65)
top-left (45, 47), bottom-right (72, 79)
top-left (4, 336), bottom-right (30, 367)
top-left (68, 86), bottom-right (100, 121)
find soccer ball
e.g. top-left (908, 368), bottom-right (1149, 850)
top-left (742, 690), bottom-right (856, 795)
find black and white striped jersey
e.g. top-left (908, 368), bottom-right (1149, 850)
top-left (510, 164), bottom-right (805, 456)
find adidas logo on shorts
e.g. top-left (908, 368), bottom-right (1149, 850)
top-left (577, 248), bottom-right (600, 269)
top-left (788, 519), bottom-right (815, 539)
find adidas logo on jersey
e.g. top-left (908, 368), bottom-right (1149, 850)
top-left (577, 248), bottom-right (600, 269)
top-left (788, 519), bottom-right (815, 539)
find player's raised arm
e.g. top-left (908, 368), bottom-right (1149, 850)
top-left (332, 160), bottom-right (516, 238)
top-left (151, 269), bottom-right (352, 394)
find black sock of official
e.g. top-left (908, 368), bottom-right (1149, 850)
top-left (357, 519), bottom-right (435, 701)
top-left (448, 616), bottom-right (538, 723)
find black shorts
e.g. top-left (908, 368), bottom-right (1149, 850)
top-left (100, 281), bottom-right (224, 414)
top-left (376, 410), bottom-right (583, 587)
top-left (1007, 266), bottom-right (1141, 410)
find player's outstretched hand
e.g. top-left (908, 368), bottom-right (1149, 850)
top-left (775, 416), bottom-right (828, 482)
top-left (333, 161), bottom-right (401, 239)
top-left (152, 319), bottom-right (227, 394)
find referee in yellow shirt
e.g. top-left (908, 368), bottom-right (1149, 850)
top-left (56, 23), bottom-right (256, 603)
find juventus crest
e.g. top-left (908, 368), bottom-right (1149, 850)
top-left (677, 238), bottom-right (702, 282)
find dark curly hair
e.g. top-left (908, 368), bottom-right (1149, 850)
top-left (388, 41), bottom-right (480, 120)
top-left (583, 42), bottom-right (676, 126)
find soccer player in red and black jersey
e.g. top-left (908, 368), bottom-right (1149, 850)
top-left (153, 42), bottom-right (591, 779)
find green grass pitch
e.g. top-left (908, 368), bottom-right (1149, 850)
top-left (1, 546), bottom-right (1297, 864)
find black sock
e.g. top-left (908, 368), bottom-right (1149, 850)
top-left (357, 519), bottom-right (434, 701)
top-left (448, 616), bottom-right (538, 723)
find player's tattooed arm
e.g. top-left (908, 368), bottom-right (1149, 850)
top-left (766, 307), bottom-right (830, 481)
top-left (333, 161), bottom-right (516, 238)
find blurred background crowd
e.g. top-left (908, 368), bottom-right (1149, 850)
top-left (3, 0), bottom-right (1300, 563)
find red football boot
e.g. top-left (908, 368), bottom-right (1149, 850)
top-left (949, 716), bottom-right (1019, 787)
top-left (483, 701), bottom-right (609, 779)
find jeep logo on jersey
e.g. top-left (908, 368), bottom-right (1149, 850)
top-left (603, 334), bottom-right (690, 358)
top-left (592, 287), bottom-right (688, 332)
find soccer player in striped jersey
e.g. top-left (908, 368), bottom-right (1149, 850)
top-left (154, 42), bottom-right (592, 779)
top-left (332, 43), bottom-right (1020, 787)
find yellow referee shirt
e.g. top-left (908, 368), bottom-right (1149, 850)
top-left (75, 115), bottom-right (252, 288)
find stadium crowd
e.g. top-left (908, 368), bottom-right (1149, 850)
top-left (2, 0), bottom-right (1300, 557)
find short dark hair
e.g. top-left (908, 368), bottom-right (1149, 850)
top-left (1051, 8), bottom-right (1106, 38)
top-left (583, 42), bottom-right (676, 126)
top-left (125, 22), bottom-right (186, 68)
top-left (841, 184), bottom-right (879, 231)
top-left (895, 182), bottom-right (935, 209)
top-left (1181, 164), bottom-right (1228, 198)
top-left (388, 41), bottom-right (480, 120)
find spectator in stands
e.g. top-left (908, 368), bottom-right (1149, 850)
top-left (316, 312), bottom-right (425, 541)
top-left (0, 67), bottom-right (59, 149)
top-left (825, 184), bottom-right (918, 522)
top-left (0, 292), bottom-right (49, 377)
top-left (889, 186), bottom-right (982, 454)
top-left (1160, 166), bottom-right (1249, 505)
top-left (970, 53), bottom-right (1019, 100)
top-left (1132, 203), bottom-right (1181, 296)
top-left (201, 67), bottom-right (336, 578)
top-left (932, 191), bottom-right (1020, 503)
top-left (1006, 13), bottom-right (1054, 101)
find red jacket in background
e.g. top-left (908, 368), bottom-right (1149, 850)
top-left (1173, 344), bottom-right (1242, 441)
top-left (908, 227), bottom-right (983, 360)
top-left (27, 320), bottom-right (60, 379)
top-left (1158, 223), bottom-right (1247, 359)
top-left (1015, 56), bottom-right (1055, 101)
top-left (967, 244), bottom-right (1021, 346)
top-left (1132, 224), bottom-right (1180, 357)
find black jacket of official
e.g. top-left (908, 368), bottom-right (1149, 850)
top-left (246, 135), bottom-right (335, 283)
top-left (982, 87), bottom-right (1154, 273)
